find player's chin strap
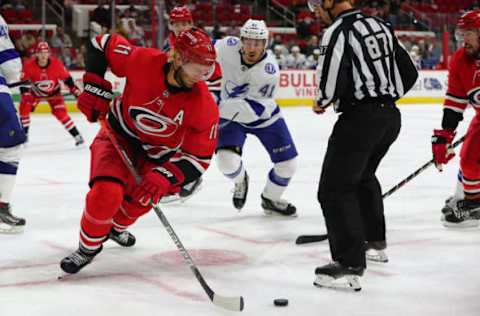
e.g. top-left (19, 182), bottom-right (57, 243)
top-left (322, 3), bottom-right (335, 24)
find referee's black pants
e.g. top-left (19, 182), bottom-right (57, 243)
top-left (317, 102), bottom-right (401, 269)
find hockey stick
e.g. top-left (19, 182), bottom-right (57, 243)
top-left (218, 112), bottom-right (239, 130)
top-left (99, 119), bottom-right (244, 312)
top-left (296, 135), bottom-right (466, 245)
top-left (8, 79), bottom-right (32, 88)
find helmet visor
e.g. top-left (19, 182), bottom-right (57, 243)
top-left (308, 0), bottom-right (323, 12)
top-left (455, 29), bottom-right (478, 42)
top-left (181, 61), bottom-right (215, 81)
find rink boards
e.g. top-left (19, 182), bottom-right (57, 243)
top-left (12, 69), bottom-right (448, 113)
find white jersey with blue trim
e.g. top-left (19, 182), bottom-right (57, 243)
top-left (215, 36), bottom-right (281, 127)
top-left (0, 15), bottom-right (21, 94)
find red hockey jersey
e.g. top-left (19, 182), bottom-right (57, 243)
top-left (444, 46), bottom-right (480, 116)
top-left (93, 34), bottom-right (219, 184)
top-left (20, 57), bottom-right (70, 97)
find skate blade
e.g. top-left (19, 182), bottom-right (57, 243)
top-left (313, 274), bottom-right (362, 292)
top-left (0, 224), bottom-right (25, 234)
top-left (366, 250), bottom-right (388, 263)
top-left (441, 218), bottom-right (480, 228)
top-left (159, 194), bottom-right (182, 204)
top-left (263, 209), bottom-right (298, 218)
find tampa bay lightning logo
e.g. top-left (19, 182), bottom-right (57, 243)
top-left (225, 81), bottom-right (249, 98)
top-left (129, 106), bottom-right (178, 137)
top-left (264, 63), bottom-right (276, 74)
top-left (227, 37), bottom-right (238, 46)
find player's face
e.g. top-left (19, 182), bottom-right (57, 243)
top-left (37, 51), bottom-right (49, 65)
top-left (170, 20), bottom-right (193, 36)
top-left (241, 38), bottom-right (265, 65)
top-left (179, 61), bottom-right (212, 88)
top-left (457, 28), bottom-right (480, 58)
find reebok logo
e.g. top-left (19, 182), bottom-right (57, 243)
top-left (85, 84), bottom-right (113, 100)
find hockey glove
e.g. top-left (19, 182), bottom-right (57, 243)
top-left (21, 92), bottom-right (35, 112)
top-left (132, 167), bottom-right (181, 206)
top-left (71, 85), bottom-right (81, 98)
top-left (432, 129), bottom-right (456, 172)
top-left (78, 73), bottom-right (113, 122)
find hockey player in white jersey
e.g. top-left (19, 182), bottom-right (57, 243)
top-left (214, 19), bottom-right (298, 216)
top-left (0, 14), bottom-right (27, 233)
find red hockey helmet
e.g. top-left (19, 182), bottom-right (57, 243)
top-left (36, 42), bottom-right (50, 53)
top-left (174, 27), bottom-right (215, 67)
top-left (457, 10), bottom-right (480, 30)
top-left (169, 6), bottom-right (192, 23)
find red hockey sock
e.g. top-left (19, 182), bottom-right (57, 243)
top-left (79, 180), bottom-right (124, 250)
top-left (112, 199), bottom-right (151, 228)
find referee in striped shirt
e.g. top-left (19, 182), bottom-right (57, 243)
top-left (309, 0), bottom-right (418, 290)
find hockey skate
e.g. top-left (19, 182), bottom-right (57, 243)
top-left (365, 241), bottom-right (388, 263)
top-left (314, 262), bottom-right (364, 291)
top-left (74, 134), bottom-right (85, 146)
top-left (261, 194), bottom-right (297, 217)
top-left (107, 227), bottom-right (136, 247)
top-left (232, 172), bottom-right (249, 210)
top-left (60, 244), bottom-right (103, 274)
top-left (441, 196), bottom-right (460, 215)
top-left (160, 178), bottom-right (203, 204)
top-left (442, 198), bottom-right (480, 228)
top-left (0, 203), bottom-right (26, 233)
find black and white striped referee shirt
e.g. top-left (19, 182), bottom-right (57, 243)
top-left (316, 9), bottom-right (418, 111)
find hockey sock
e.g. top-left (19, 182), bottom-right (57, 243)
top-left (79, 180), bottom-right (124, 251)
top-left (262, 159), bottom-right (297, 200)
top-left (112, 199), bottom-right (151, 228)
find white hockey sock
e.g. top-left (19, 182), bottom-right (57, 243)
top-left (262, 158), bottom-right (297, 200)
top-left (216, 149), bottom-right (245, 183)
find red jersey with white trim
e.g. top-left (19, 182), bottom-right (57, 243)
top-left (443, 46), bottom-right (480, 116)
top-left (93, 34), bottom-right (219, 184)
top-left (20, 57), bottom-right (70, 97)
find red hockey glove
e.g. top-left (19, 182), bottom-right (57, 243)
top-left (21, 92), bottom-right (35, 112)
top-left (432, 129), bottom-right (456, 172)
top-left (71, 85), bottom-right (81, 98)
top-left (132, 168), bottom-right (182, 206)
top-left (77, 73), bottom-right (113, 122)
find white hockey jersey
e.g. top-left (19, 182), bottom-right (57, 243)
top-left (0, 15), bottom-right (21, 94)
top-left (215, 36), bottom-right (282, 127)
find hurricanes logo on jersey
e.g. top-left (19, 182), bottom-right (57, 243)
top-left (35, 80), bottom-right (55, 92)
top-left (468, 87), bottom-right (480, 107)
top-left (225, 81), bottom-right (249, 98)
top-left (129, 106), bottom-right (178, 137)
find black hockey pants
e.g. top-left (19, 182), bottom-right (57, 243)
top-left (317, 102), bottom-right (401, 268)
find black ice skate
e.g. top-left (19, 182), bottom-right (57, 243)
top-left (441, 196), bottom-right (460, 215)
top-left (314, 262), bottom-right (364, 291)
top-left (60, 244), bottom-right (103, 274)
top-left (160, 177), bottom-right (203, 204)
top-left (107, 227), bottom-right (136, 247)
top-left (442, 198), bottom-right (480, 228)
top-left (74, 134), bottom-right (85, 146)
top-left (0, 203), bottom-right (26, 233)
top-left (233, 172), bottom-right (249, 210)
top-left (261, 194), bottom-right (297, 217)
top-left (365, 241), bottom-right (388, 263)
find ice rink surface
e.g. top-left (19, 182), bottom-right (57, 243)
top-left (2, 105), bottom-right (479, 316)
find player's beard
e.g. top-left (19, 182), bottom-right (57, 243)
top-left (174, 66), bottom-right (194, 90)
top-left (465, 43), bottom-right (480, 59)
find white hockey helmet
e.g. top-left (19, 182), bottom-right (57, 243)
top-left (240, 19), bottom-right (269, 49)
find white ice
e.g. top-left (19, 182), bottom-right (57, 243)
top-left (2, 105), bottom-right (479, 316)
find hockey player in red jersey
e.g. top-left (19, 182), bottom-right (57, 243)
top-left (60, 28), bottom-right (219, 274)
top-left (19, 42), bottom-right (84, 146)
top-left (159, 6), bottom-right (222, 203)
top-left (432, 10), bottom-right (480, 227)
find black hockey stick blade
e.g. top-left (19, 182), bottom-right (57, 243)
top-left (295, 234), bottom-right (328, 244)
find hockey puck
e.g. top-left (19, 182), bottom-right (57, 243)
top-left (273, 298), bottom-right (288, 307)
